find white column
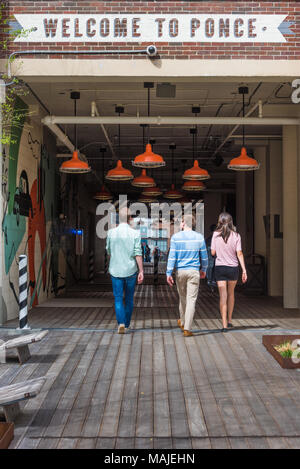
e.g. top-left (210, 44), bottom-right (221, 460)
top-left (282, 126), bottom-right (299, 308)
top-left (268, 140), bottom-right (283, 297)
top-left (0, 80), bottom-right (5, 325)
top-left (254, 147), bottom-right (267, 258)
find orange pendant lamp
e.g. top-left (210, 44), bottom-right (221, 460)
top-left (106, 160), bottom-right (133, 181)
top-left (228, 86), bottom-right (259, 171)
top-left (164, 144), bottom-right (182, 199)
top-left (228, 146), bottom-right (260, 171)
top-left (182, 160), bottom-right (210, 181)
top-left (132, 84), bottom-right (165, 168)
top-left (132, 143), bottom-right (165, 168)
top-left (183, 126), bottom-right (210, 181)
top-left (59, 92), bottom-right (91, 174)
top-left (141, 186), bottom-right (163, 197)
top-left (132, 169), bottom-right (156, 187)
top-left (105, 106), bottom-right (133, 181)
top-left (94, 185), bottom-right (112, 200)
top-left (138, 195), bottom-right (159, 203)
top-left (94, 148), bottom-right (113, 200)
top-left (59, 150), bottom-right (91, 174)
top-left (182, 180), bottom-right (206, 192)
top-left (164, 183), bottom-right (183, 199)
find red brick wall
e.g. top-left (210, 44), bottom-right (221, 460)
top-left (6, 1), bottom-right (300, 60)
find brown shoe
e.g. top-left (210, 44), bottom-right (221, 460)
top-left (183, 330), bottom-right (193, 337)
top-left (177, 319), bottom-right (184, 331)
top-left (118, 324), bottom-right (125, 334)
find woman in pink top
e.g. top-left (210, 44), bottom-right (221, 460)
top-left (211, 212), bottom-right (247, 332)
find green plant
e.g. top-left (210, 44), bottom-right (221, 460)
top-left (274, 341), bottom-right (300, 359)
top-left (0, 1), bottom-right (33, 145)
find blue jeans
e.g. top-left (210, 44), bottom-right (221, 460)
top-left (111, 272), bottom-right (137, 327)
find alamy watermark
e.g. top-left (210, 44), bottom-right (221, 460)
top-left (291, 79), bottom-right (300, 104)
top-left (95, 195), bottom-right (204, 239)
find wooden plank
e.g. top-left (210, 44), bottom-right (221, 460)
top-left (117, 331), bottom-right (142, 438)
top-left (223, 332), bottom-right (283, 436)
top-left (153, 331), bottom-right (171, 438)
top-left (153, 437), bottom-right (173, 449)
top-left (100, 333), bottom-right (132, 437)
top-left (163, 331), bottom-right (190, 438)
top-left (172, 438), bottom-right (192, 449)
top-left (76, 438), bottom-right (96, 449)
top-left (210, 437), bottom-right (231, 449)
top-left (185, 335), bottom-right (227, 437)
top-left (96, 438), bottom-right (116, 449)
top-left (56, 438), bottom-right (79, 449)
top-left (246, 437), bottom-right (270, 449)
top-left (115, 438), bottom-right (135, 449)
top-left (234, 332), bottom-right (300, 436)
top-left (8, 331), bottom-right (78, 448)
top-left (266, 437), bottom-right (290, 449)
top-left (173, 333), bottom-right (208, 437)
top-left (24, 332), bottom-right (91, 439)
top-left (191, 437), bottom-right (212, 449)
top-left (229, 437), bottom-right (250, 449)
top-left (58, 331), bottom-right (106, 438)
top-left (239, 331), bottom-right (300, 435)
top-left (81, 332), bottom-right (122, 437)
top-left (134, 437), bottom-right (153, 449)
top-left (206, 333), bottom-right (265, 437)
top-left (135, 329), bottom-right (154, 437)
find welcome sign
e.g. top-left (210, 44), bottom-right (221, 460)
top-left (13, 14), bottom-right (294, 43)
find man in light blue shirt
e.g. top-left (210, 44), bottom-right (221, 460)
top-left (166, 214), bottom-right (208, 337)
top-left (106, 207), bottom-right (144, 333)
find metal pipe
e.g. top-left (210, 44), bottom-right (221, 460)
top-left (46, 123), bottom-right (75, 152)
top-left (7, 47), bottom-right (156, 78)
top-left (211, 101), bottom-right (261, 158)
top-left (42, 114), bottom-right (300, 126)
top-left (91, 101), bottom-right (116, 159)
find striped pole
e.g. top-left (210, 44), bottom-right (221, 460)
top-left (153, 250), bottom-right (159, 287)
top-left (104, 248), bottom-right (108, 274)
top-left (18, 255), bottom-right (30, 330)
top-left (88, 250), bottom-right (94, 283)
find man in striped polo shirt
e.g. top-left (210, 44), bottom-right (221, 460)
top-left (166, 214), bottom-right (208, 337)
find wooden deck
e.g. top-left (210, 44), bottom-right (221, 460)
top-left (1, 280), bottom-right (300, 449)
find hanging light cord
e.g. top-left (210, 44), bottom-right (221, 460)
top-left (74, 98), bottom-right (77, 150)
top-left (242, 91), bottom-right (245, 147)
top-left (147, 87), bottom-right (151, 142)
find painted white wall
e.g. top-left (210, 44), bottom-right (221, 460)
top-left (282, 125), bottom-right (299, 308)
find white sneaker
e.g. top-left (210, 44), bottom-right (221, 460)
top-left (118, 324), bottom-right (125, 334)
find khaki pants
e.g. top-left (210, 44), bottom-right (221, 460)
top-left (176, 269), bottom-right (200, 331)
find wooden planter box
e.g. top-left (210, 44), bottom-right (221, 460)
top-left (262, 335), bottom-right (300, 369)
top-left (0, 422), bottom-right (14, 449)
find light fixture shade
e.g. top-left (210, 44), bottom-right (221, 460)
top-left (138, 195), bottom-right (158, 203)
top-left (227, 147), bottom-right (260, 171)
top-left (182, 160), bottom-right (210, 180)
top-left (182, 180), bottom-right (206, 192)
top-left (132, 144), bottom-right (166, 168)
top-left (132, 169), bottom-right (156, 187)
top-left (105, 160), bottom-right (133, 181)
top-left (141, 186), bottom-right (163, 196)
top-left (164, 183), bottom-right (183, 199)
top-left (59, 150), bottom-right (91, 174)
top-left (93, 185), bottom-right (112, 201)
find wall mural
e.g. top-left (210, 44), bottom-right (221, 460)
top-left (1, 96), bottom-right (68, 320)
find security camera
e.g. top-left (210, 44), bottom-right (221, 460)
top-left (146, 45), bottom-right (157, 57)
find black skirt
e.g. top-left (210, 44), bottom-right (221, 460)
top-left (214, 265), bottom-right (239, 281)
